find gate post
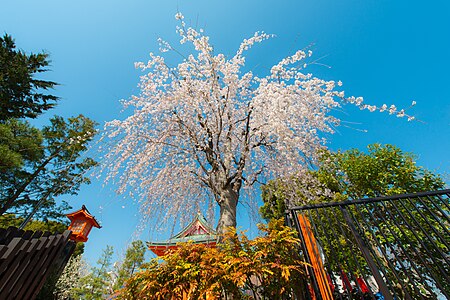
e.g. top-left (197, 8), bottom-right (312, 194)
top-left (340, 207), bottom-right (393, 300)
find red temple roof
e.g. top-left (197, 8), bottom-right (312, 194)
top-left (66, 205), bottom-right (101, 228)
top-left (147, 213), bottom-right (217, 256)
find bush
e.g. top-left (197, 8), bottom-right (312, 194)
top-left (119, 219), bottom-right (307, 300)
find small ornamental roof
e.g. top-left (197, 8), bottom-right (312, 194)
top-left (66, 205), bottom-right (102, 228)
top-left (147, 213), bottom-right (217, 256)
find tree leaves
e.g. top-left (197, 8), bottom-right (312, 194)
top-left (114, 240), bottom-right (147, 291)
top-left (0, 34), bottom-right (98, 223)
top-left (120, 220), bottom-right (307, 300)
top-left (0, 115), bottom-right (98, 220)
top-left (260, 143), bottom-right (445, 221)
top-left (0, 34), bottom-right (58, 121)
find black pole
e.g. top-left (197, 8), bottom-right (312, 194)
top-left (340, 206), bottom-right (394, 300)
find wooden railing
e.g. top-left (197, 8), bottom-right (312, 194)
top-left (0, 226), bottom-right (76, 300)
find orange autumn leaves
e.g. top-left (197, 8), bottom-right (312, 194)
top-left (120, 220), bottom-right (307, 300)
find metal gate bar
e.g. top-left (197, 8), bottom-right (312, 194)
top-left (287, 189), bottom-right (450, 300)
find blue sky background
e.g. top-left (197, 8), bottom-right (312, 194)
top-left (1, 0), bottom-right (449, 265)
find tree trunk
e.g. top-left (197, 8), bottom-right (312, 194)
top-left (216, 187), bottom-right (239, 235)
top-left (0, 152), bottom-right (57, 216)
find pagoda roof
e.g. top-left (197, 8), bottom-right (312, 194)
top-left (66, 205), bottom-right (101, 228)
top-left (147, 213), bottom-right (217, 256)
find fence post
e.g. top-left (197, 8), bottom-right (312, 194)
top-left (291, 210), bottom-right (315, 300)
top-left (340, 206), bottom-right (393, 300)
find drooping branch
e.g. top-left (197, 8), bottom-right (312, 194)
top-left (103, 13), bottom-right (412, 232)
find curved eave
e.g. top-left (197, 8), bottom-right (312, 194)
top-left (66, 205), bottom-right (101, 228)
top-left (147, 240), bottom-right (217, 256)
top-left (147, 235), bottom-right (217, 247)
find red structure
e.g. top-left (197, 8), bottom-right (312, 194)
top-left (147, 213), bottom-right (217, 256)
top-left (66, 205), bottom-right (101, 242)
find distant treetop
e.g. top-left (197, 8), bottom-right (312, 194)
top-left (0, 34), bottom-right (58, 121)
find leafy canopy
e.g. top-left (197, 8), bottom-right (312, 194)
top-left (113, 240), bottom-right (147, 291)
top-left (261, 143), bottom-right (445, 221)
top-left (0, 119), bottom-right (43, 172)
top-left (0, 115), bottom-right (97, 220)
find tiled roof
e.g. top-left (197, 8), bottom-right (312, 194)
top-left (147, 213), bottom-right (217, 255)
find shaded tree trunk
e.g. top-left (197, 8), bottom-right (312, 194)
top-left (217, 186), bottom-right (239, 235)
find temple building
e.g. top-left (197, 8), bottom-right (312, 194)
top-left (147, 213), bottom-right (217, 256)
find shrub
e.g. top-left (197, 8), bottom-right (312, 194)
top-left (119, 219), bottom-right (307, 299)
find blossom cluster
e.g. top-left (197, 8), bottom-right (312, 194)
top-left (103, 13), bottom-right (414, 228)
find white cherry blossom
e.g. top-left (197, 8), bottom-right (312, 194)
top-left (103, 14), bottom-right (412, 233)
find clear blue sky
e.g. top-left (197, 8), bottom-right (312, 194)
top-left (2, 0), bottom-right (449, 265)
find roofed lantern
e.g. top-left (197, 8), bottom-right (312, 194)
top-left (147, 213), bottom-right (217, 256)
top-left (66, 205), bottom-right (101, 242)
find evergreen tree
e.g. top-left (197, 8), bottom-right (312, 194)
top-left (113, 240), bottom-right (146, 291)
top-left (0, 33), bottom-right (98, 222)
top-left (76, 246), bottom-right (114, 300)
top-left (0, 119), bottom-right (42, 172)
top-left (0, 34), bottom-right (58, 121)
top-left (0, 115), bottom-right (97, 220)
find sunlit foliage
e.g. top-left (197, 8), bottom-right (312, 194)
top-left (119, 220), bottom-right (308, 300)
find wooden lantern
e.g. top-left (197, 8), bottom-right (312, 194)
top-left (66, 205), bottom-right (101, 242)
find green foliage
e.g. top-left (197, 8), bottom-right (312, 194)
top-left (317, 143), bottom-right (444, 198)
top-left (0, 34), bottom-right (58, 121)
top-left (75, 245), bottom-right (115, 300)
top-left (0, 119), bottom-right (43, 171)
top-left (260, 179), bottom-right (295, 223)
top-left (120, 220), bottom-right (307, 300)
top-left (0, 33), bottom-right (98, 224)
top-left (0, 114), bottom-right (98, 221)
top-left (261, 144), bottom-right (448, 299)
top-left (261, 143), bottom-right (445, 221)
top-left (114, 240), bottom-right (146, 291)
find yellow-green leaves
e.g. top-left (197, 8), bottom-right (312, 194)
top-left (119, 220), bottom-right (306, 299)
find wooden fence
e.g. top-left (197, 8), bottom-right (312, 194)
top-left (0, 226), bottom-right (76, 300)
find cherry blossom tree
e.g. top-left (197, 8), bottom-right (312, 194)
top-left (54, 255), bottom-right (89, 299)
top-left (103, 13), bottom-right (410, 234)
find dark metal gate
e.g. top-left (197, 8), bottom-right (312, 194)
top-left (287, 189), bottom-right (450, 300)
